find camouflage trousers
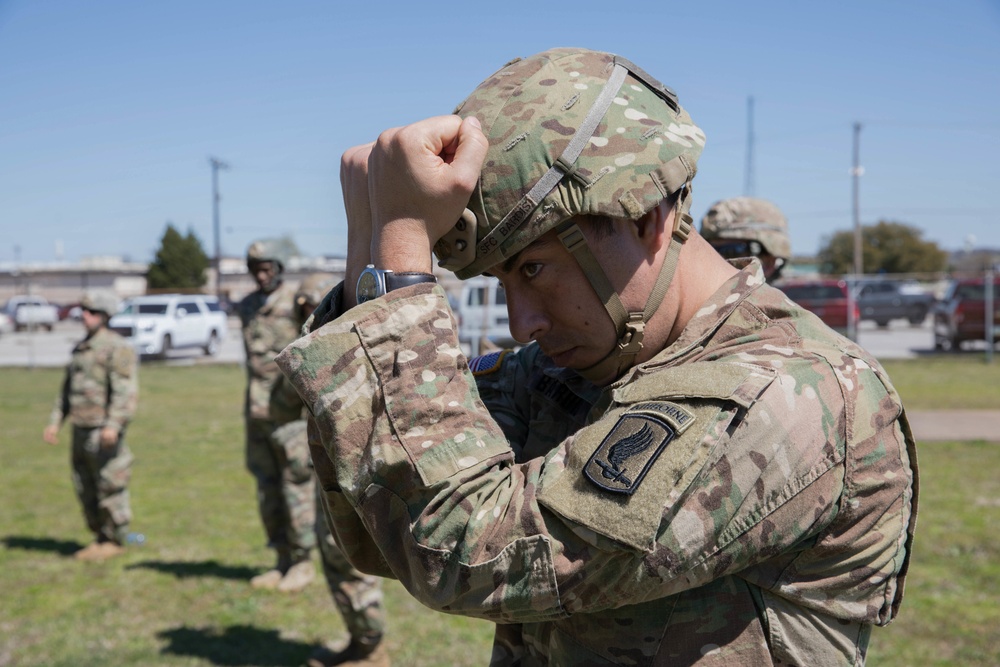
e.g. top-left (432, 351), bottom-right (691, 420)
top-left (71, 425), bottom-right (133, 544)
top-left (315, 484), bottom-right (386, 641)
top-left (245, 417), bottom-right (316, 561)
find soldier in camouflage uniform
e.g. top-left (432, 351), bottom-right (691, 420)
top-left (700, 197), bottom-right (791, 283)
top-left (43, 290), bottom-right (138, 562)
top-left (284, 274), bottom-right (390, 667)
top-left (238, 240), bottom-right (316, 590)
top-left (278, 48), bottom-right (918, 666)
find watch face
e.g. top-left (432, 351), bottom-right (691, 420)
top-left (356, 268), bottom-right (381, 304)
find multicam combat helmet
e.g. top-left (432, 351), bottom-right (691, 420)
top-left (80, 290), bottom-right (119, 317)
top-left (700, 197), bottom-right (791, 260)
top-left (246, 239), bottom-right (290, 272)
top-left (435, 47), bottom-right (706, 381)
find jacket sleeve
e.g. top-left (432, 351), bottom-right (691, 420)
top-left (48, 365), bottom-right (71, 428)
top-left (104, 342), bottom-right (138, 433)
top-left (276, 284), bottom-right (896, 625)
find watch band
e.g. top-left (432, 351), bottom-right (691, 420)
top-left (384, 271), bottom-right (437, 291)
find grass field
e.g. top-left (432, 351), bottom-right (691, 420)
top-left (1, 359), bottom-right (997, 666)
top-left (881, 355), bottom-right (1000, 410)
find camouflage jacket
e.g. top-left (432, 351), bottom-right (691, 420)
top-left (277, 263), bottom-right (918, 666)
top-left (49, 326), bottom-right (138, 434)
top-left (238, 281), bottom-right (300, 420)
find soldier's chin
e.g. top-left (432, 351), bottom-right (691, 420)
top-left (546, 347), bottom-right (580, 367)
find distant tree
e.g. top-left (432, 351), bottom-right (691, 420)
top-left (817, 220), bottom-right (948, 275)
top-left (147, 223), bottom-right (210, 289)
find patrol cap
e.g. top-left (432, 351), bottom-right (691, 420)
top-left (80, 290), bottom-right (119, 317)
top-left (436, 47), bottom-right (706, 279)
top-left (700, 197), bottom-right (790, 260)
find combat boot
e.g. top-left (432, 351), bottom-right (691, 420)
top-left (306, 637), bottom-right (389, 667)
top-left (250, 548), bottom-right (291, 589)
top-left (277, 559), bottom-right (315, 593)
top-left (74, 541), bottom-right (125, 561)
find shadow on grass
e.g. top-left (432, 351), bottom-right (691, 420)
top-left (157, 624), bottom-right (312, 666)
top-left (2, 534), bottom-right (84, 556)
top-left (127, 559), bottom-right (259, 581)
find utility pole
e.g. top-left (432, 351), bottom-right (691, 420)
top-left (209, 157), bottom-right (230, 300)
top-left (848, 122), bottom-right (864, 341)
top-left (12, 245), bottom-right (21, 294)
top-left (744, 96), bottom-right (755, 197)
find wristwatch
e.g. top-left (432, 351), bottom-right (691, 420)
top-left (356, 264), bottom-right (437, 304)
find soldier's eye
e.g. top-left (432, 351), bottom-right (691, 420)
top-left (521, 263), bottom-right (542, 280)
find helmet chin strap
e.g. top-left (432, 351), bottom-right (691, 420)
top-left (555, 192), bottom-right (693, 385)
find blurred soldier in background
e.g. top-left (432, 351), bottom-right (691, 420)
top-left (285, 274), bottom-right (390, 667)
top-left (43, 289), bottom-right (138, 561)
top-left (700, 196), bottom-right (791, 282)
top-left (238, 240), bottom-right (316, 590)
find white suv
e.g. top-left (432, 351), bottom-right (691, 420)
top-left (109, 294), bottom-right (228, 358)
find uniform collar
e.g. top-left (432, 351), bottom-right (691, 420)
top-left (616, 259), bottom-right (767, 382)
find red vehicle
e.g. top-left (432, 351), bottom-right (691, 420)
top-left (933, 277), bottom-right (1000, 351)
top-left (778, 279), bottom-right (858, 334)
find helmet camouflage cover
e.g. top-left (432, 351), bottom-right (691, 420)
top-left (246, 239), bottom-right (289, 271)
top-left (700, 197), bottom-right (791, 260)
top-left (436, 47), bottom-right (706, 279)
top-left (80, 289), bottom-right (119, 317)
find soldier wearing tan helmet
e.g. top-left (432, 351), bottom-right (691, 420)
top-left (236, 240), bottom-right (316, 592)
top-left (43, 289), bottom-right (138, 561)
top-left (700, 196), bottom-right (791, 282)
top-left (269, 272), bottom-right (391, 666)
top-left (277, 48), bottom-right (916, 665)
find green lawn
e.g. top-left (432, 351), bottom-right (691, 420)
top-left (881, 355), bottom-right (1000, 410)
top-left (0, 365), bottom-right (494, 667)
top-left (1, 360), bottom-right (997, 665)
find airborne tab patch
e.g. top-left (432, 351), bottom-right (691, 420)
top-left (584, 402), bottom-right (695, 495)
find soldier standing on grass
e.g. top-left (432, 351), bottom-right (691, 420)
top-left (700, 196), bottom-right (791, 284)
top-left (278, 48), bottom-right (918, 665)
top-left (273, 273), bottom-right (390, 667)
top-left (43, 290), bottom-right (137, 562)
top-left (238, 240), bottom-right (316, 591)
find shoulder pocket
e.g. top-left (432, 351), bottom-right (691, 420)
top-left (539, 363), bottom-right (775, 552)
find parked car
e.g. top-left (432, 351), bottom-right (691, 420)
top-left (455, 277), bottom-right (516, 355)
top-left (57, 302), bottom-right (83, 321)
top-left (778, 279), bottom-right (858, 334)
top-left (2, 295), bottom-right (59, 331)
top-left (933, 277), bottom-right (1000, 351)
top-left (0, 311), bottom-right (13, 336)
top-left (855, 279), bottom-right (935, 327)
top-left (109, 294), bottom-right (228, 358)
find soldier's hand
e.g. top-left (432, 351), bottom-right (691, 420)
top-left (341, 141), bottom-right (376, 308)
top-left (99, 426), bottom-right (119, 448)
top-left (43, 425), bottom-right (59, 445)
top-left (368, 115), bottom-right (487, 273)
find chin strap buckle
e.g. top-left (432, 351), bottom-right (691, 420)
top-left (617, 312), bottom-right (645, 357)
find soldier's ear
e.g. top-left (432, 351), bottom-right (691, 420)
top-left (634, 199), bottom-right (672, 258)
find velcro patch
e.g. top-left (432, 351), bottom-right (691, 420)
top-left (469, 350), bottom-right (510, 376)
top-left (584, 402), bottom-right (695, 495)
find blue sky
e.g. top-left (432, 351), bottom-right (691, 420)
top-left (1, 0), bottom-right (998, 265)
